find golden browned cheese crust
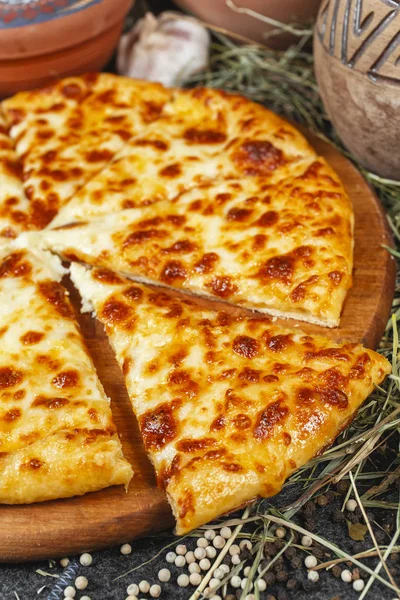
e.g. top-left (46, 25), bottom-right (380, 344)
top-left (1, 75), bottom-right (353, 326)
top-left (1, 74), bottom-right (172, 229)
top-left (70, 264), bottom-right (390, 534)
top-left (0, 112), bottom-right (30, 240)
top-left (42, 157), bottom-right (353, 327)
top-left (49, 86), bottom-right (318, 227)
top-left (0, 246), bottom-right (132, 503)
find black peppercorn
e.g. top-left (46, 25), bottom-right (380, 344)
top-left (336, 480), bottom-right (349, 494)
top-left (276, 569), bottom-right (289, 582)
top-left (273, 560), bottom-right (285, 573)
top-left (332, 509), bottom-right (345, 523)
top-left (241, 548), bottom-right (252, 561)
top-left (291, 556), bottom-right (302, 569)
top-left (390, 553), bottom-right (400, 564)
top-left (284, 546), bottom-right (296, 560)
top-left (312, 546), bottom-right (325, 559)
top-left (325, 490), bottom-right (336, 503)
top-left (347, 512), bottom-right (359, 524)
top-left (375, 529), bottom-right (387, 544)
top-left (354, 506), bottom-right (363, 519)
top-left (286, 578), bottom-right (298, 590)
top-left (316, 494), bottom-right (328, 507)
top-left (264, 542), bottom-right (277, 556)
top-left (331, 565), bottom-right (342, 578)
top-left (304, 519), bottom-right (316, 531)
top-left (264, 572), bottom-right (276, 585)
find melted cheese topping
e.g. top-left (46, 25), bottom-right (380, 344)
top-left (0, 112), bottom-right (30, 240)
top-left (0, 77), bottom-right (354, 326)
top-left (50, 87), bottom-right (317, 227)
top-left (42, 158), bottom-right (353, 327)
top-left (70, 263), bottom-right (390, 534)
top-left (0, 246), bottom-right (132, 503)
top-left (0, 78), bottom-right (318, 233)
top-left (1, 74), bottom-right (172, 228)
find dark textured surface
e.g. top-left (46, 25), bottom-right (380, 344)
top-left (0, 487), bottom-right (397, 599)
top-left (0, 528), bottom-right (395, 599)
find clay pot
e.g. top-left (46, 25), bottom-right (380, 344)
top-left (314, 0), bottom-right (400, 179)
top-left (173, 0), bottom-right (321, 47)
top-left (0, 0), bottom-right (134, 98)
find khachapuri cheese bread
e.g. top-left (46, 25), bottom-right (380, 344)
top-left (0, 75), bottom-right (389, 530)
top-left (0, 245), bottom-right (132, 503)
top-left (0, 76), bottom-right (353, 328)
top-left (0, 113), bottom-right (31, 240)
top-left (70, 263), bottom-right (390, 534)
top-left (41, 158), bottom-right (353, 328)
top-left (0, 74), bottom-right (171, 229)
top-left (49, 86), bottom-right (318, 228)
top-left (35, 82), bottom-right (353, 328)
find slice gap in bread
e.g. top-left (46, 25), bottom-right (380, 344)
top-left (70, 262), bottom-right (389, 534)
top-left (1, 75), bottom-right (173, 229)
top-left (36, 156), bottom-right (353, 329)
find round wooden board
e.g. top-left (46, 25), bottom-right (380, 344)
top-left (0, 130), bottom-right (396, 563)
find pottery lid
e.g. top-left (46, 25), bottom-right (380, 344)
top-left (0, 0), bottom-right (133, 59)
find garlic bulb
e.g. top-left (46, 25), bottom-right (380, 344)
top-left (117, 11), bottom-right (210, 87)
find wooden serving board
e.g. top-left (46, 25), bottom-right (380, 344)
top-left (0, 131), bottom-right (396, 562)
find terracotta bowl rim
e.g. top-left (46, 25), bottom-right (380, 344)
top-left (0, 0), bottom-right (133, 60)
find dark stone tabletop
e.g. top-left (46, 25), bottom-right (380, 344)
top-left (1, 484), bottom-right (398, 600)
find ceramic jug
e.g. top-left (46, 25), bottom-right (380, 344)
top-left (314, 0), bottom-right (400, 179)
